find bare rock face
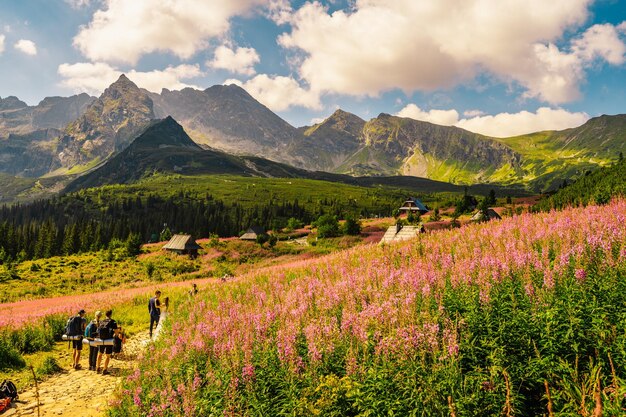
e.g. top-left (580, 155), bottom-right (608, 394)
top-left (60, 74), bottom-right (155, 167)
top-left (149, 84), bottom-right (303, 166)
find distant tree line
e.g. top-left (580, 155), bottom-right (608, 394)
top-left (0, 192), bottom-right (394, 262)
top-left (532, 158), bottom-right (626, 212)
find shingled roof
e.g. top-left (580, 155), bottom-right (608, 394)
top-left (163, 234), bottom-right (201, 251)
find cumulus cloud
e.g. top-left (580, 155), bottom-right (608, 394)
top-left (14, 39), bottom-right (37, 56)
top-left (572, 23), bottom-right (626, 64)
top-left (279, 1), bottom-right (626, 104)
top-left (0, 34), bottom-right (4, 55)
top-left (58, 62), bottom-right (202, 95)
top-left (225, 74), bottom-right (322, 112)
top-left (396, 104), bottom-right (459, 126)
top-left (397, 104), bottom-right (589, 137)
top-left (208, 45), bottom-right (260, 76)
top-left (73, 0), bottom-right (266, 65)
top-left (456, 107), bottom-right (590, 137)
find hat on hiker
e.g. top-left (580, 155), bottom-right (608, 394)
top-left (95, 310), bottom-right (102, 318)
top-left (78, 309), bottom-right (86, 315)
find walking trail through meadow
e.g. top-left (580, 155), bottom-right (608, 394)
top-left (3, 331), bottom-right (150, 417)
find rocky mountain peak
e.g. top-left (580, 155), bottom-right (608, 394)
top-left (0, 96), bottom-right (28, 111)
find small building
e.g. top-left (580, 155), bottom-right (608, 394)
top-left (380, 224), bottom-right (424, 244)
top-left (398, 197), bottom-right (429, 215)
top-left (163, 234), bottom-right (201, 256)
top-left (470, 208), bottom-right (502, 222)
top-left (240, 226), bottom-right (266, 241)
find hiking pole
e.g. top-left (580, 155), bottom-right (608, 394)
top-left (29, 364), bottom-right (41, 417)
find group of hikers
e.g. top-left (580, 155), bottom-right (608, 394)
top-left (65, 283), bottom-right (199, 375)
top-left (65, 308), bottom-right (123, 375)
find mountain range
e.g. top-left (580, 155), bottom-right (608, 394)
top-left (0, 74), bottom-right (624, 199)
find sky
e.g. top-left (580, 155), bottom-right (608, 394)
top-left (0, 0), bottom-right (625, 137)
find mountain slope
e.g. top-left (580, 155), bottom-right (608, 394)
top-left (150, 85), bottom-right (302, 162)
top-left (63, 116), bottom-right (299, 192)
top-left (0, 93), bottom-right (94, 138)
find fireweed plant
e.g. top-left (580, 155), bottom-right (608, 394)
top-left (112, 200), bottom-right (626, 416)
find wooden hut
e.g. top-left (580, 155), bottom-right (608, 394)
top-left (163, 234), bottom-right (201, 256)
top-left (398, 197), bottom-right (429, 215)
top-left (240, 226), bottom-right (266, 241)
top-left (470, 208), bottom-right (502, 222)
top-left (380, 224), bottom-right (424, 244)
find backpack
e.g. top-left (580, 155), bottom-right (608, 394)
top-left (0, 380), bottom-right (18, 400)
top-left (65, 316), bottom-right (83, 336)
top-left (85, 320), bottom-right (97, 338)
top-left (97, 319), bottom-right (113, 339)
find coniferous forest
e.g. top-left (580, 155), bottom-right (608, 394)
top-left (0, 190), bottom-right (396, 262)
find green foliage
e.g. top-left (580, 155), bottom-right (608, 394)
top-left (286, 217), bottom-right (304, 231)
top-left (36, 355), bottom-right (61, 377)
top-left (160, 226), bottom-right (172, 242)
top-left (342, 217), bottom-right (362, 236)
top-left (429, 207), bottom-right (441, 222)
top-left (0, 337), bottom-right (25, 370)
top-left (534, 159), bottom-right (626, 211)
top-left (125, 233), bottom-right (142, 257)
top-left (256, 234), bottom-right (270, 246)
top-left (454, 194), bottom-right (478, 215)
top-left (315, 215), bottom-right (340, 238)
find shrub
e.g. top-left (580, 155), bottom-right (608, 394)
top-left (315, 214), bottom-right (340, 238)
top-left (0, 336), bottom-right (25, 370)
top-left (342, 217), bottom-right (362, 236)
top-left (36, 355), bottom-right (61, 377)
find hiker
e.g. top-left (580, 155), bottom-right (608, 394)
top-left (67, 309), bottom-right (87, 370)
top-left (96, 309), bottom-right (119, 375)
top-left (84, 311), bottom-right (102, 371)
top-left (112, 326), bottom-right (126, 359)
top-left (148, 290), bottom-right (161, 338)
top-left (153, 296), bottom-right (169, 339)
top-left (188, 283), bottom-right (198, 297)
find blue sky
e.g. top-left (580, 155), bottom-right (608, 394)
top-left (0, 0), bottom-right (625, 137)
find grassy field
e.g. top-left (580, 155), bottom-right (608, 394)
top-left (110, 199), bottom-right (626, 416)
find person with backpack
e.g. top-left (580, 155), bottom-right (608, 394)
top-left (84, 311), bottom-right (102, 371)
top-left (148, 290), bottom-right (161, 339)
top-left (66, 309), bottom-right (87, 370)
top-left (96, 309), bottom-right (118, 376)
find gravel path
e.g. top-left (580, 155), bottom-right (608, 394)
top-left (3, 331), bottom-right (150, 417)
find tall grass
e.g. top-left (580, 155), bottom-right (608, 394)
top-left (111, 199), bottom-right (626, 416)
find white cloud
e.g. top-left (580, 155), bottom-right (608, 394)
top-left (266, 0), bottom-right (292, 25)
top-left (463, 109), bottom-right (485, 118)
top-left (73, 0), bottom-right (266, 65)
top-left (279, 1), bottom-right (626, 104)
top-left (396, 105), bottom-right (589, 137)
top-left (396, 104), bottom-right (459, 126)
top-left (225, 74), bottom-right (322, 112)
top-left (572, 23), bottom-right (626, 65)
top-left (0, 35), bottom-right (5, 55)
top-left (456, 107), bottom-right (589, 137)
top-left (208, 45), bottom-right (260, 76)
top-left (65, 0), bottom-right (91, 8)
top-left (14, 39), bottom-right (37, 56)
top-left (58, 62), bottom-right (202, 95)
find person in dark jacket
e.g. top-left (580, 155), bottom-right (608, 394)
top-left (96, 309), bottom-right (118, 375)
top-left (148, 290), bottom-right (161, 338)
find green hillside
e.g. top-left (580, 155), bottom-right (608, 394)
top-left (533, 158), bottom-right (626, 211)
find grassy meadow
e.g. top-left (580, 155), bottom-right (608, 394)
top-left (110, 199), bottom-right (626, 416)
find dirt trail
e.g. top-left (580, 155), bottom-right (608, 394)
top-left (4, 331), bottom-right (150, 417)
